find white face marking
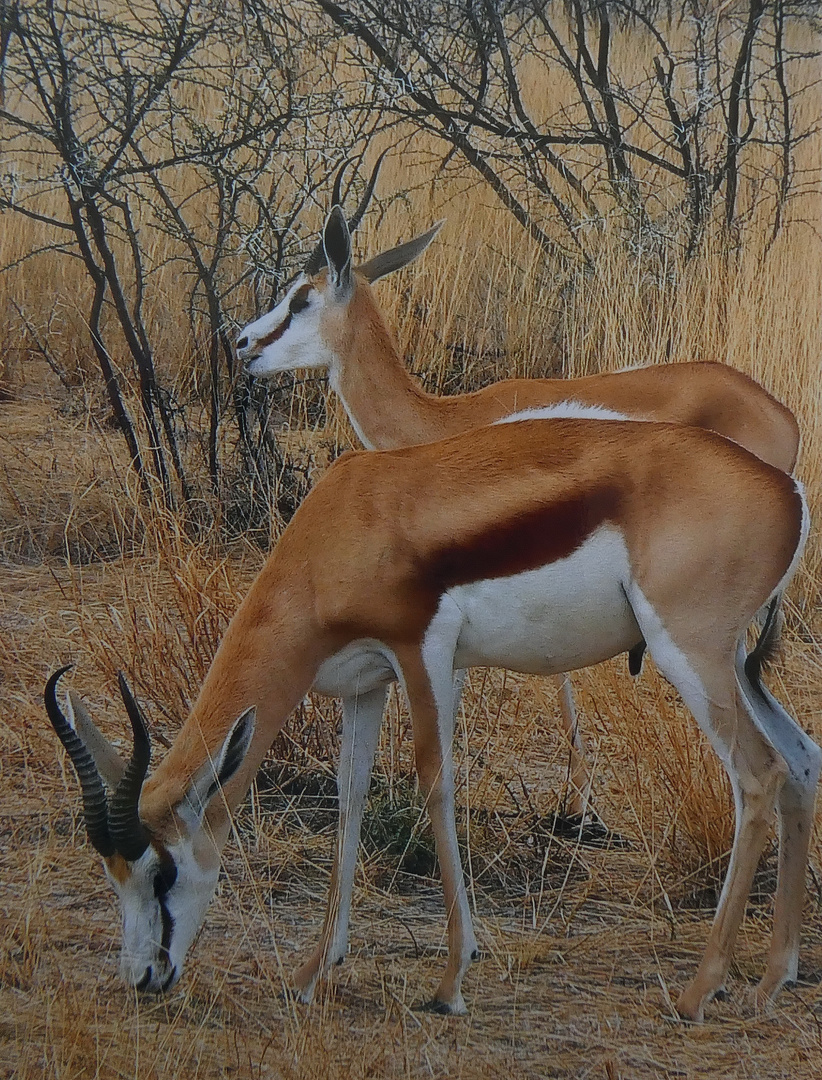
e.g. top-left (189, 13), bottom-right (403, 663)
top-left (237, 276), bottom-right (335, 377)
top-left (106, 832), bottom-right (221, 994)
top-left (496, 401), bottom-right (633, 423)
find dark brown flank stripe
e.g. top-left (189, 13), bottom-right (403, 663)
top-left (427, 485), bottom-right (621, 589)
top-left (324, 484), bottom-right (623, 645)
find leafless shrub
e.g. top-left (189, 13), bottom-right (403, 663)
top-left (313, 0), bottom-right (821, 268)
top-left (0, 0), bottom-right (380, 527)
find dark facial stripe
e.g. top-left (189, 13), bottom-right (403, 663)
top-left (257, 311), bottom-right (291, 350)
top-left (158, 895), bottom-right (174, 963)
top-left (257, 284), bottom-right (312, 349)
top-left (153, 846), bottom-right (176, 967)
top-left (427, 486), bottom-right (621, 589)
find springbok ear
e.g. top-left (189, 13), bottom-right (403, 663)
top-left (357, 220), bottom-right (445, 284)
top-left (178, 707), bottom-right (256, 830)
top-left (323, 206), bottom-right (352, 296)
top-left (67, 688), bottom-right (126, 789)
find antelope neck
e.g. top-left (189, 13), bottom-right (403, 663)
top-left (140, 567), bottom-right (326, 832)
top-left (328, 286), bottom-right (457, 449)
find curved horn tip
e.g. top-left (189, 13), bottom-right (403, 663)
top-left (117, 671), bottom-right (151, 743)
top-left (44, 665), bottom-right (76, 728)
top-left (44, 665), bottom-right (116, 858)
top-left (46, 664), bottom-right (74, 695)
top-left (371, 147), bottom-right (390, 174)
top-left (331, 156), bottom-right (354, 210)
top-left (347, 149), bottom-right (389, 233)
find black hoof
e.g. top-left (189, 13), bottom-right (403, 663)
top-left (794, 968), bottom-right (822, 986)
top-left (547, 812), bottom-right (630, 849)
top-left (471, 949), bottom-right (480, 962)
top-left (423, 999), bottom-right (454, 1015)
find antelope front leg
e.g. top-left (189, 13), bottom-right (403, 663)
top-left (293, 686), bottom-right (386, 1003)
top-left (420, 748), bottom-right (479, 1014)
top-left (402, 624), bottom-right (478, 1015)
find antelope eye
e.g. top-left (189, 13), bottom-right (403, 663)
top-left (289, 291), bottom-right (310, 316)
top-left (153, 863), bottom-right (177, 899)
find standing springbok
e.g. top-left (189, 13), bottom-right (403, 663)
top-left (47, 414), bottom-right (816, 1022)
top-left (235, 191), bottom-right (800, 828)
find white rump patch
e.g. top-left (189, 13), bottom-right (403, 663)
top-left (495, 401), bottom-right (631, 424)
top-left (784, 479), bottom-right (810, 591)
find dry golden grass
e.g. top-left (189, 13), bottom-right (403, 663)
top-left (2, 21), bottom-right (822, 1080)
top-left (2, 360), bottom-right (822, 1077)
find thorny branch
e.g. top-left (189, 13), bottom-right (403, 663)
top-left (313, 0), bottom-right (820, 264)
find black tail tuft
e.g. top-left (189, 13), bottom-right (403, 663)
top-left (744, 596), bottom-right (782, 702)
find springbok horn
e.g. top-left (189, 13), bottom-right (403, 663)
top-left (108, 672), bottom-right (152, 862)
top-left (45, 667), bottom-right (115, 858)
top-left (330, 156), bottom-right (353, 210)
top-left (347, 149), bottom-right (388, 233)
top-left (304, 157), bottom-right (353, 276)
top-left (303, 151), bottom-right (388, 276)
top-left (67, 689), bottom-right (126, 788)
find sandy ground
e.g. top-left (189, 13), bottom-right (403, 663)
top-left (1, 389), bottom-right (821, 1078)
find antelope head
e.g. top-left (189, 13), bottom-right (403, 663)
top-left (236, 155), bottom-right (443, 378)
top-left (45, 667), bottom-right (254, 993)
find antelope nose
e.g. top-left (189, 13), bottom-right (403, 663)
top-left (236, 335), bottom-right (249, 350)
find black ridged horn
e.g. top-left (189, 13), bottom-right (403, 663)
top-left (347, 149), bottom-right (388, 233)
top-left (45, 666), bottom-right (115, 858)
top-left (303, 152), bottom-right (387, 276)
top-left (108, 672), bottom-right (151, 862)
top-left (303, 156), bottom-right (352, 277)
top-left (330, 156), bottom-right (353, 211)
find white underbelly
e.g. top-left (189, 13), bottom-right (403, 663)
top-left (449, 527), bottom-right (641, 675)
top-left (312, 528), bottom-right (642, 700)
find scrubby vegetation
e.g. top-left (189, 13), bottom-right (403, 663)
top-left (1, 3), bottom-right (820, 1076)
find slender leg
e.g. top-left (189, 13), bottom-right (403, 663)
top-left (410, 666), bottom-right (478, 1014)
top-left (397, 603), bottom-right (477, 1015)
top-left (735, 645), bottom-right (822, 1005)
top-left (552, 672), bottom-right (592, 819)
top-left (675, 683), bottom-right (786, 1021)
top-left (293, 685), bottom-right (386, 1002)
top-left (629, 587), bottom-right (788, 1021)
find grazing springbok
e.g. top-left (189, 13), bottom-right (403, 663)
top-left (235, 187), bottom-right (800, 828)
top-left (47, 413), bottom-right (816, 1022)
